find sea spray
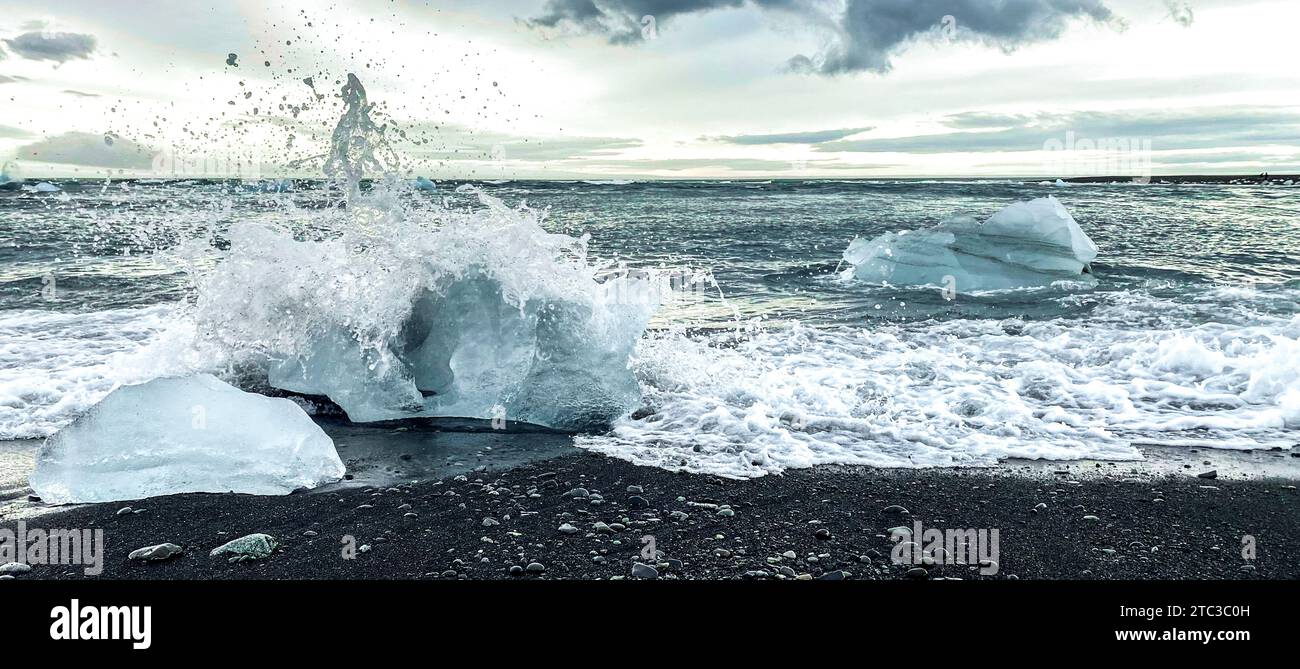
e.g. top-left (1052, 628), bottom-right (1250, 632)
top-left (174, 75), bottom-right (662, 429)
top-left (324, 74), bottom-right (399, 200)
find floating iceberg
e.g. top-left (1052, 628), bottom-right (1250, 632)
top-left (188, 188), bottom-right (658, 430)
top-left (840, 196), bottom-right (1098, 293)
top-left (23, 181), bottom-right (61, 193)
top-left (29, 374), bottom-right (345, 504)
top-left (414, 176), bottom-right (437, 192)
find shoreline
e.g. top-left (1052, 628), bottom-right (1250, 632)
top-left (4, 447), bottom-right (1297, 581)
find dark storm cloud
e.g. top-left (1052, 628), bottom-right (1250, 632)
top-left (3, 32), bottom-right (97, 63)
top-left (528, 0), bottom-right (755, 45)
top-left (709, 126), bottom-right (872, 144)
top-left (15, 131), bottom-right (155, 169)
top-left (813, 107), bottom-right (1300, 154)
top-left (526, 0), bottom-right (1118, 73)
top-left (804, 0), bottom-right (1118, 74)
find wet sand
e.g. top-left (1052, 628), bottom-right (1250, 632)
top-left (3, 440), bottom-right (1297, 581)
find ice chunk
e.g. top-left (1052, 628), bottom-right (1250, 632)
top-left (190, 187), bottom-right (657, 431)
top-left (841, 196), bottom-right (1098, 292)
top-left (24, 181), bottom-right (60, 193)
top-left (414, 176), bottom-right (437, 192)
top-left (29, 374), bottom-right (344, 504)
top-left (269, 269), bottom-right (650, 429)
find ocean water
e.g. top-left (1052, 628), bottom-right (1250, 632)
top-left (2, 178), bottom-right (1298, 477)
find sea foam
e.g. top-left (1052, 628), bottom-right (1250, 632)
top-left (579, 288), bottom-right (1300, 478)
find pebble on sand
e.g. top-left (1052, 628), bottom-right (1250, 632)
top-left (0, 562), bottom-right (33, 575)
top-left (631, 562), bottom-right (659, 579)
top-left (210, 533), bottom-right (278, 562)
top-left (128, 543), bottom-right (184, 562)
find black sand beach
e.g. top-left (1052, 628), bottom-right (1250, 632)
top-left (6, 450), bottom-right (1297, 581)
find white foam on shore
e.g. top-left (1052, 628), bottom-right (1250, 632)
top-left (5, 288), bottom-right (1298, 480)
top-left (579, 289), bottom-right (1300, 478)
top-left (0, 306), bottom-right (180, 439)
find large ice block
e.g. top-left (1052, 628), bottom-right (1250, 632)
top-left (841, 196), bottom-right (1098, 292)
top-left (29, 374), bottom-right (345, 503)
top-left (269, 270), bottom-right (651, 429)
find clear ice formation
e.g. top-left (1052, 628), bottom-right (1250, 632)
top-left (841, 196), bottom-right (1098, 292)
top-left (191, 190), bottom-right (659, 431)
top-left (29, 374), bottom-right (344, 503)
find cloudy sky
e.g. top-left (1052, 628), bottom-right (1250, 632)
top-left (0, 0), bottom-right (1297, 179)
